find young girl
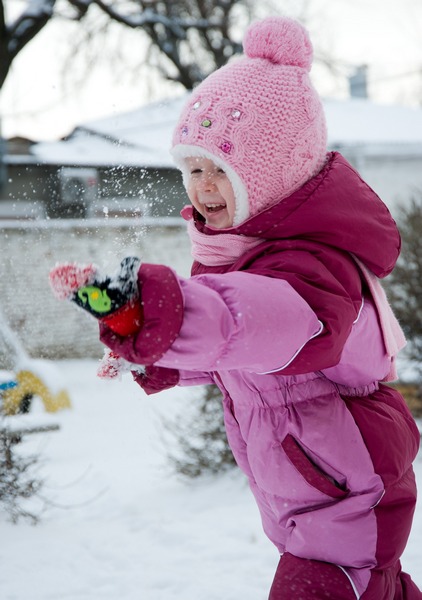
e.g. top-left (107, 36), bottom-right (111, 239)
top-left (50, 17), bottom-right (421, 600)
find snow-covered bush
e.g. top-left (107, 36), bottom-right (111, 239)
top-left (386, 194), bottom-right (422, 379)
top-left (0, 424), bottom-right (42, 523)
top-left (166, 385), bottom-right (236, 478)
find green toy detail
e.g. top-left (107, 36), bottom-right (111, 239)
top-left (77, 286), bottom-right (112, 313)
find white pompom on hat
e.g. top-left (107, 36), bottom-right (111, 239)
top-left (171, 16), bottom-right (327, 226)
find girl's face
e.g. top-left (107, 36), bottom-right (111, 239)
top-left (185, 157), bottom-right (236, 229)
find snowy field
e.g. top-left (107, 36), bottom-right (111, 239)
top-left (1, 360), bottom-right (421, 600)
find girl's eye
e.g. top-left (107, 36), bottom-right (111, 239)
top-left (190, 169), bottom-right (202, 175)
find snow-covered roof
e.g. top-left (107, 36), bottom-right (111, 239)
top-left (31, 95), bottom-right (422, 168)
top-left (31, 95), bottom-right (186, 168)
top-left (324, 98), bottom-right (422, 156)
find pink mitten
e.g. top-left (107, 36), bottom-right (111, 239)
top-left (49, 257), bottom-right (143, 336)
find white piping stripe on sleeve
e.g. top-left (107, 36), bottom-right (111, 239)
top-left (370, 489), bottom-right (385, 509)
top-left (257, 320), bottom-right (324, 375)
top-left (353, 297), bottom-right (365, 324)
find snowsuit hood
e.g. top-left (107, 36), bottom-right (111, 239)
top-left (193, 152), bottom-right (401, 279)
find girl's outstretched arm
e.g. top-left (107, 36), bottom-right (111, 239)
top-left (99, 263), bottom-right (322, 375)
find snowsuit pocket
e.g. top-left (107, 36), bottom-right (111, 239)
top-left (281, 434), bottom-right (349, 500)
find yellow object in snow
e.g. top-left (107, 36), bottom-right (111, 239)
top-left (2, 370), bottom-right (71, 415)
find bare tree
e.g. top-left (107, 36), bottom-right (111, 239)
top-left (1, 0), bottom-right (347, 103)
top-left (82, 0), bottom-right (250, 90)
top-left (0, 0), bottom-right (259, 92)
top-left (0, 0), bottom-right (56, 89)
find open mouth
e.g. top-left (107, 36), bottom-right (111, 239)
top-left (205, 203), bottom-right (226, 214)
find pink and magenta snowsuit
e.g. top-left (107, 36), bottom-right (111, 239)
top-left (101, 153), bottom-right (421, 599)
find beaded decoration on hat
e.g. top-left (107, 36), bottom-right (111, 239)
top-left (171, 16), bottom-right (327, 226)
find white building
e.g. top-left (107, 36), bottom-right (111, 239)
top-left (29, 94), bottom-right (422, 218)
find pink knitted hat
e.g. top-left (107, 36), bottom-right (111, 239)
top-left (171, 16), bottom-right (327, 226)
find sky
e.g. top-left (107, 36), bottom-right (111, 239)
top-left (0, 0), bottom-right (422, 141)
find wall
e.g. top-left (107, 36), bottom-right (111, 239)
top-left (338, 147), bottom-right (422, 217)
top-left (0, 218), bottom-right (192, 366)
top-left (360, 155), bottom-right (422, 215)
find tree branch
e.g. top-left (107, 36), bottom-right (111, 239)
top-left (91, 1), bottom-right (189, 38)
top-left (0, 0), bottom-right (57, 89)
top-left (8, 0), bottom-right (57, 57)
top-left (0, 1), bottom-right (6, 39)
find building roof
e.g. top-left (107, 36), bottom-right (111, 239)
top-left (30, 95), bottom-right (422, 168)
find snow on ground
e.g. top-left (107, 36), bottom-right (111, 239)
top-left (1, 360), bottom-right (421, 600)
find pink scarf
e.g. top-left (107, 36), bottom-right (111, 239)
top-left (353, 258), bottom-right (406, 381)
top-left (182, 207), bottom-right (263, 266)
